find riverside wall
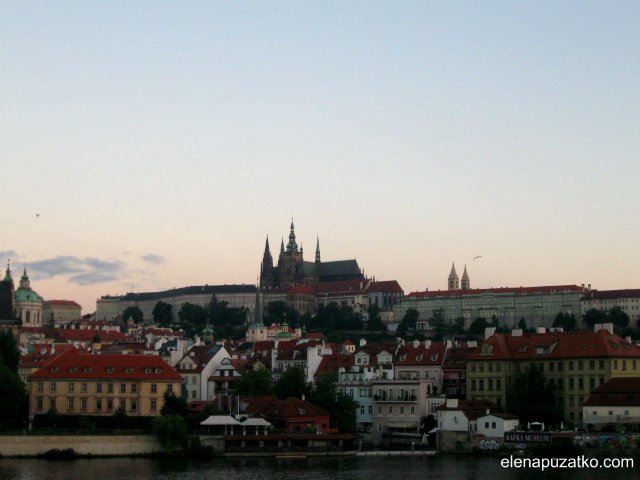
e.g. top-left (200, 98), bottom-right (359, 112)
top-left (0, 435), bottom-right (162, 457)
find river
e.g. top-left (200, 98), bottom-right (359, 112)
top-left (0, 455), bottom-right (637, 480)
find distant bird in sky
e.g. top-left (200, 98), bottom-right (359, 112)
top-left (474, 255), bottom-right (482, 260)
top-left (35, 213), bottom-right (40, 218)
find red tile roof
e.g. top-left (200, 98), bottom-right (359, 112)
top-left (315, 354), bottom-right (355, 376)
top-left (584, 378), bottom-right (640, 407)
top-left (57, 329), bottom-right (132, 343)
top-left (394, 342), bottom-right (447, 367)
top-left (583, 289), bottom-right (640, 300)
top-left (314, 279), bottom-right (368, 295)
top-left (176, 345), bottom-right (224, 373)
top-left (43, 300), bottom-right (81, 307)
top-left (367, 280), bottom-right (404, 294)
top-left (407, 285), bottom-right (585, 299)
top-left (289, 285), bottom-right (315, 295)
top-left (468, 330), bottom-right (640, 361)
top-left (29, 348), bottom-right (182, 381)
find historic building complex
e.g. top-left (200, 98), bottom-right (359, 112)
top-left (259, 220), bottom-right (364, 289)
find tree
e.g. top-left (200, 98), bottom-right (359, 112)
top-left (366, 304), bottom-right (387, 332)
top-left (122, 306), bottom-right (143, 324)
top-left (509, 364), bottom-right (561, 426)
top-left (310, 373), bottom-right (358, 433)
top-left (0, 330), bottom-right (20, 372)
top-left (469, 317), bottom-right (488, 336)
top-left (517, 317), bottom-right (528, 331)
top-left (152, 414), bottom-right (188, 450)
top-left (152, 301), bottom-right (173, 327)
top-left (553, 312), bottom-right (576, 331)
top-left (234, 368), bottom-right (273, 397)
top-left (609, 306), bottom-right (629, 329)
top-left (160, 392), bottom-right (188, 417)
top-left (112, 406), bottom-right (127, 429)
top-left (263, 301), bottom-right (299, 328)
top-left (397, 308), bottom-right (419, 333)
top-left (208, 296), bottom-right (247, 339)
top-left (583, 309), bottom-right (606, 329)
top-left (0, 359), bottom-right (26, 430)
top-left (274, 366), bottom-right (311, 400)
top-left (178, 303), bottom-right (208, 335)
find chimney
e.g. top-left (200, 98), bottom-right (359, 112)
top-left (424, 340), bottom-right (432, 349)
top-left (446, 339), bottom-right (453, 348)
top-left (446, 398), bottom-right (459, 409)
top-left (603, 323), bottom-right (614, 334)
top-left (512, 329), bottom-right (523, 337)
top-left (484, 327), bottom-right (496, 339)
top-left (359, 338), bottom-right (367, 347)
top-left (51, 343), bottom-right (55, 355)
top-left (588, 284), bottom-right (591, 290)
top-left (486, 409), bottom-right (490, 416)
top-left (467, 340), bottom-right (478, 348)
top-left (413, 339), bottom-right (419, 348)
top-left (536, 327), bottom-right (546, 334)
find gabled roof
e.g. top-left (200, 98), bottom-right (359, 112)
top-left (176, 345), bottom-right (223, 373)
top-left (314, 279), bottom-right (368, 295)
top-left (317, 260), bottom-right (361, 278)
top-left (29, 348), bottom-right (182, 381)
top-left (394, 342), bottom-right (447, 367)
top-left (438, 399), bottom-right (506, 420)
top-left (583, 289), bottom-right (640, 300)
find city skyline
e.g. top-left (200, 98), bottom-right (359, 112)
top-left (2, 2), bottom-right (639, 312)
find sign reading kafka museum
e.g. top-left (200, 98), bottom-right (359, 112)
top-left (504, 432), bottom-right (551, 444)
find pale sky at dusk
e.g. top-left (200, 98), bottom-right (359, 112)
top-left (1, 2), bottom-right (639, 313)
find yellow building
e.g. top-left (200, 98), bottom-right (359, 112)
top-left (466, 325), bottom-right (640, 424)
top-left (28, 348), bottom-right (182, 417)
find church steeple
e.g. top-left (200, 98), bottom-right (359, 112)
top-left (20, 264), bottom-right (31, 290)
top-left (315, 236), bottom-right (321, 263)
top-left (286, 219), bottom-right (299, 253)
top-left (280, 237), bottom-right (285, 254)
top-left (448, 262), bottom-right (459, 290)
top-left (461, 264), bottom-right (470, 290)
top-left (3, 260), bottom-right (12, 283)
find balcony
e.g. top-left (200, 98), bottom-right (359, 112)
top-left (374, 394), bottom-right (417, 403)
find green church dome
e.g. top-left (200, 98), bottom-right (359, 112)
top-left (15, 287), bottom-right (43, 303)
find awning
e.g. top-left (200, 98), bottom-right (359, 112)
top-left (200, 415), bottom-right (241, 426)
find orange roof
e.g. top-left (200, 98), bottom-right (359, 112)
top-left (367, 280), bottom-right (404, 294)
top-left (29, 349), bottom-right (182, 381)
top-left (394, 342), bottom-right (447, 367)
top-left (315, 354), bottom-right (355, 376)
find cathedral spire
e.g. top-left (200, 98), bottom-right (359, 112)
top-left (286, 219), bottom-right (299, 253)
top-left (280, 237), bottom-right (285, 254)
top-left (315, 236), bottom-right (321, 263)
top-left (3, 259), bottom-right (11, 282)
top-left (448, 262), bottom-right (459, 290)
top-left (461, 264), bottom-right (470, 290)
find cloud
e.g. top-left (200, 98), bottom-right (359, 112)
top-left (69, 272), bottom-right (120, 286)
top-left (141, 254), bottom-right (165, 264)
top-left (26, 255), bottom-right (125, 286)
top-left (0, 250), bottom-right (19, 261)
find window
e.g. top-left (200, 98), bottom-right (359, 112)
top-left (400, 406), bottom-right (404, 414)
top-left (50, 382), bottom-right (57, 392)
top-left (107, 383), bottom-right (114, 393)
top-left (68, 382), bottom-right (75, 393)
top-left (609, 411), bottom-right (614, 416)
top-left (471, 380), bottom-right (477, 391)
top-left (378, 406), bottom-right (382, 414)
top-left (167, 384), bottom-right (173, 393)
top-left (558, 362), bottom-right (563, 371)
top-left (107, 399), bottom-right (114, 411)
top-left (81, 383), bottom-right (88, 393)
top-left (130, 400), bottom-right (137, 411)
top-left (599, 360), bottom-right (605, 369)
top-left (549, 363), bottom-right (554, 372)
top-left (150, 399), bottom-right (157, 411)
top-left (569, 361), bottom-right (574, 371)
top-left (496, 363), bottom-right (502, 372)
top-left (131, 384), bottom-right (138, 394)
top-left (80, 398), bottom-right (87, 411)
top-left (479, 380), bottom-right (484, 391)
top-left (578, 361), bottom-right (584, 371)
top-left (96, 383), bottom-right (103, 393)
top-left (96, 399), bottom-right (102, 410)
top-left (37, 382), bottom-right (43, 392)
top-left (120, 383), bottom-right (126, 393)
top-left (120, 400), bottom-right (126, 410)
top-left (589, 378), bottom-right (595, 390)
top-left (599, 377), bottom-right (605, 386)
top-left (558, 379), bottom-right (564, 389)
top-left (496, 379), bottom-right (502, 391)
top-left (569, 378), bottom-right (574, 390)
top-left (368, 406), bottom-right (373, 414)
top-left (36, 398), bottom-right (43, 411)
top-left (485, 422), bottom-right (489, 428)
top-left (492, 422), bottom-right (496, 429)
top-left (488, 379), bottom-right (493, 391)
top-left (151, 383), bottom-right (157, 394)
top-left (192, 390), bottom-right (197, 399)
top-left (191, 376), bottom-right (197, 385)
top-left (50, 398), bottom-right (56, 410)
top-left (589, 361), bottom-right (595, 370)
top-left (67, 398), bottom-right (74, 410)
top-left (388, 406), bottom-right (393, 414)
top-left (578, 378), bottom-right (584, 390)
top-left (360, 406), bottom-right (365, 415)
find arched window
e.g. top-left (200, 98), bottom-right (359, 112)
top-left (26, 310), bottom-right (31, 323)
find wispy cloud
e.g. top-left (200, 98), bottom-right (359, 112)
top-left (27, 256), bottom-right (125, 286)
top-left (0, 250), bottom-right (19, 261)
top-left (141, 254), bottom-right (165, 264)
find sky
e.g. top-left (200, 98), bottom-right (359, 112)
top-left (1, 1), bottom-right (639, 313)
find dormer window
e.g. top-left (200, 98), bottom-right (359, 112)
top-left (69, 367), bottom-right (77, 373)
top-left (126, 368), bottom-right (133, 373)
top-left (399, 355), bottom-right (406, 361)
top-left (155, 368), bottom-right (162, 373)
top-left (107, 367), bottom-right (114, 373)
top-left (84, 368), bottom-right (91, 373)
top-left (416, 354), bottom-right (423, 361)
top-left (145, 368), bottom-right (151, 374)
top-left (50, 367), bottom-right (58, 373)
top-left (298, 408), bottom-right (305, 415)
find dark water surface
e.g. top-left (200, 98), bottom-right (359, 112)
top-left (0, 455), bottom-right (637, 480)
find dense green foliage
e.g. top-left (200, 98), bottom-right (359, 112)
top-left (152, 301), bottom-right (173, 327)
top-left (122, 306), bottom-right (144, 324)
top-left (152, 414), bottom-right (188, 450)
top-left (509, 364), bottom-right (561, 426)
top-left (177, 297), bottom-right (246, 338)
top-left (274, 366), bottom-right (311, 400)
top-left (397, 308), bottom-right (419, 333)
top-left (0, 330), bottom-right (20, 371)
top-left (233, 368), bottom-right (274, 396)
top-left (306, 303), bottom-right (363, 332)
top-left (553, 312), bottom-right (577, 331)
top-left (310, 374), bottom-right (359, 433)
top-left (263, 301), bottom-right (300, 328)
top-left (366, 304), bottom-right (387, 332)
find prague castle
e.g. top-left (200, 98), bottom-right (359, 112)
top-left (259, 220), bottom-right (364, 289)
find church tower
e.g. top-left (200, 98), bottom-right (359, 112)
top-left (259, 236), bottom-right (274, 288)
top-left (277, 219), bottom-right (304, 287)
top-left (448, 263), bottom-right (459, 290)
top-left (461, 264), bottom-right (470, 290)
top-left (315, 236), bottom-right (321, 264)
